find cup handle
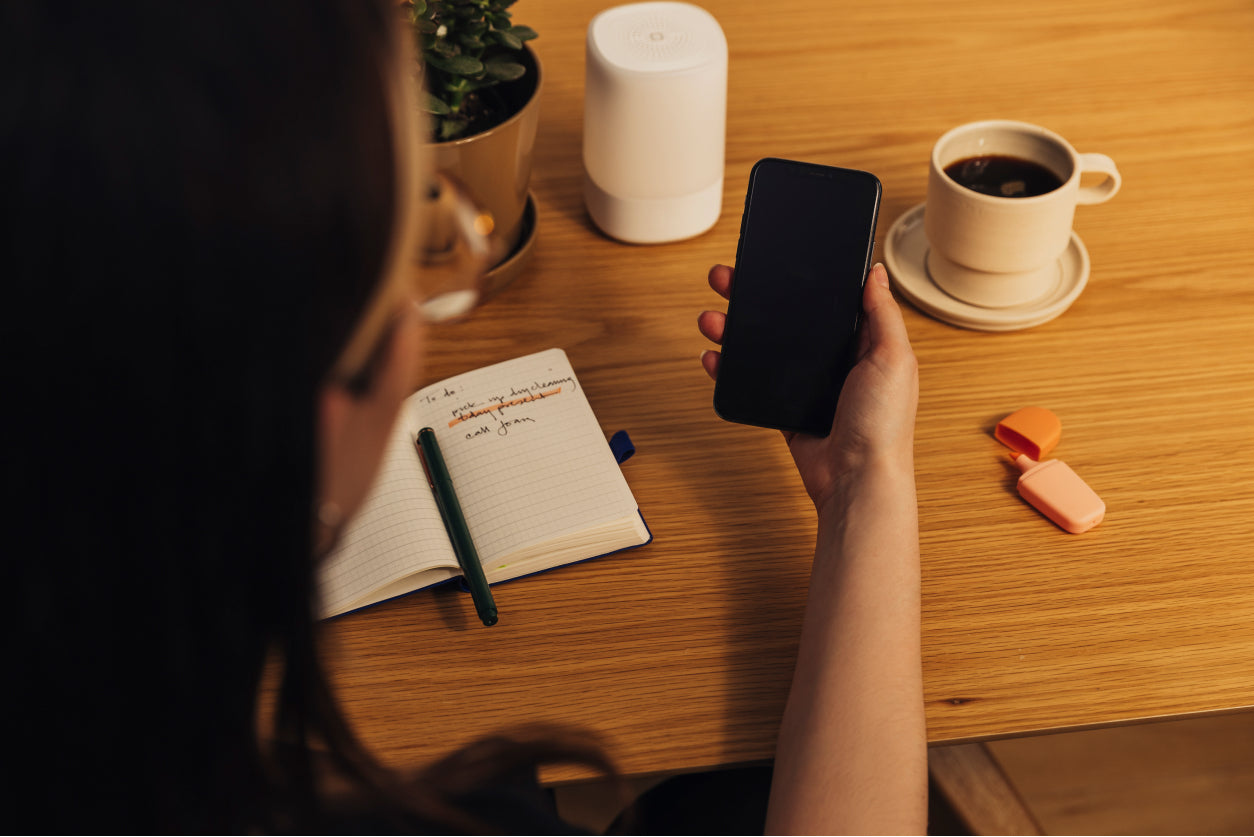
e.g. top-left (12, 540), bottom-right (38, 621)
top-left (1076, 152), bottom-right (1121, 205)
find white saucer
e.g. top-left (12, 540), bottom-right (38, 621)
top-left (883, 203), bottom-right (1091, 332)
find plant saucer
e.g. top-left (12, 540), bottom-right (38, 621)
top-left (482, 191), bottom-right (538, 301)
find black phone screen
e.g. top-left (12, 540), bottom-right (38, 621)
top-left (713, 158), bottom-right (881, 436)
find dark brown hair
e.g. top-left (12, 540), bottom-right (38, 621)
top-left (1, 0), bottom-right (612, 831)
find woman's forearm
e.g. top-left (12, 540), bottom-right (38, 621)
top-left (766, 458), bottom-right (926, 835)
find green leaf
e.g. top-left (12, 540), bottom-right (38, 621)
top-left (422, 91), bottom-right (451, 115)
top-left (427, 53), bottom-right (484, 76)
top-left (492, 30), bottom-right (523, 50)
top-left (411, 0), bottom-right (427, 14)
top-left (457, 33), bottom-right (484, 50)
top-left (484, 58), bottom-right (525, 82)
top-left (414, 18), bottom-right (440, 34)
top-left (508, 25), bottom-right (538, 41)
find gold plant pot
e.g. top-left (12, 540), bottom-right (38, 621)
top-left (428, 45), bottom-right (541, 300)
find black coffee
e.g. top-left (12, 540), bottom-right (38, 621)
top-left (943, 154), bottom-right (1063, 198)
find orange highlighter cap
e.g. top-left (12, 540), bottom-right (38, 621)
top-left (995, 406), bottom-right (1061, 460)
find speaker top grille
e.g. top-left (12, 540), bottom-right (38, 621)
top-left (590, 2), bottom-right (726, 74)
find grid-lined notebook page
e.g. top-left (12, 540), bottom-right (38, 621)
top-left (409, 348), bottom-right (641, 579)
top-left (317, 418), bottom-right (459, 618)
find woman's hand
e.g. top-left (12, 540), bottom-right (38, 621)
top-left (698, 262), bottom-right (919, 515)
top-left (703, 262), bottom-right (927, 834)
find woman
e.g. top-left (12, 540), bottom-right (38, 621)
top-left (4, 0), bottom-right (602, 830)
top-left (700, 262), bottom-right (926, 833)
top-left (3, 0), bottom-right (923, 831)
top-left (614, 263), bottom-right (925, 835)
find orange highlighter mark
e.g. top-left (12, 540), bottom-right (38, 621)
top-left (447, 387), bottom-right (562, 428)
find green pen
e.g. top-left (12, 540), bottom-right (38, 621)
top-left (416, 427), bottom-right (498, 626)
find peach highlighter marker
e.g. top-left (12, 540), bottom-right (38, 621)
top-left (1009, 453), bottom-right (1105, 534)
top-left (996, 406), bottom-right (1105, 534)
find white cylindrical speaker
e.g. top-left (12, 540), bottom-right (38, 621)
top-left (583, 2), bottom-right (727, 244)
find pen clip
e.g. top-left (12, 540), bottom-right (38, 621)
top-left (414, 436), bottom-right (436, 489)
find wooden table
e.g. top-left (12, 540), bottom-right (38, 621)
top-left (322, 0), bottom-right (1254, 781)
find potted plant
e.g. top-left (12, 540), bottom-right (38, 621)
top-left (406, 0), bottom-right (541, 297)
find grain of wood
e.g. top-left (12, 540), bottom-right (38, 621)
top-left (930, 743), bottom-right (1043, 835)
top-left (988, 713), bottom-right (1254, 834)
top-left (277, 0), bottom-right (1254, 782)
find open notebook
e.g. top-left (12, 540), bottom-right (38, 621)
top-left (318, 348), bottom-right (650, 619)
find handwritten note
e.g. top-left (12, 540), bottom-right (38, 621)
top-left (406, 349), bottom-right (635, 571)
top-left (317, 348), bottom-right (645, 618)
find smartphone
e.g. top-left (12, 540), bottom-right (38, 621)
top-left (713, 158), bottom-right (881, 436)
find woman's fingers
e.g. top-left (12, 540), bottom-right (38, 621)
top-left (700, 349), bottom-right (720, 380)
top-left (700, 265), bottom-right (734, 381)
top-left (860, 263), bottom-right (913, 361)
top-left (708, 264), bottom-right (733, 300)
top-left (697, 309), bottom-right (725, 343)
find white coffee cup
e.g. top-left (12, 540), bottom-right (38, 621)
top-left (924, 120), bottom-right (1120, 308)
